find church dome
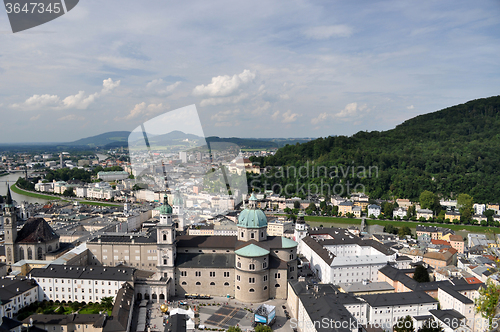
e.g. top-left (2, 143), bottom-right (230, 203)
top-left (237, 193), bottom-right (267, 228)
top-left (159, 194), bottom-right (172, 215)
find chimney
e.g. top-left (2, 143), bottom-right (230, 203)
top-left (314, 285), bottom-right (319, 292)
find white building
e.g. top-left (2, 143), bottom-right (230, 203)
top-left (0, 277), bottom-right (39, 319)
top-left (361, 291), bottom-right (439, 330)
top-left (393, 207), bottom-right (407, 219)
top-left (97, 171), bottom-right (130, 182)
top-left (300, 227), bottom-right (396, 284)
top-left (30, 265), bottom-right (135, 302)
top-left (367, 205), bottom-right (381, 218)
top-left (473, 204), bottom-right (486, 215)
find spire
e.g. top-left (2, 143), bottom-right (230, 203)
top-left (5, 186), bottom-right (13, 207)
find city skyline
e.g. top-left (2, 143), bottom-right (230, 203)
top-left (0, 0), bottom-right (499, 143)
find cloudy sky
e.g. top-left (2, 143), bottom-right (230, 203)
top-left (0, 0), bottom-right (499, 143)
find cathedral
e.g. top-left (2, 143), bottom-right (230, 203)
top-left (3, 188), bottom-right (61, 266)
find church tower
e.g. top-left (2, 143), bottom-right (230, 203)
top-left (172, 189), bottom-right (185, 231)
top-left (237, 193), bottom-right (268, 242)
top-left (4, 188), bottom-right (17, 266)
top-left (156, 194), bottom-right (176, 297)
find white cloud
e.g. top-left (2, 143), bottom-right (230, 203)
top-left (271, 110), bottom-right (300, 123)
top-left (311, 103), bottom-right (367, 124)
top-left (303, 25), bottom-right (353, 39)
top-left (251, 102), bottom-right (271, 115)
top-left (12, 94), bottom-right (60, 109)
top-left (121, 102), bottom-right (169, 120)
top-left (215, 120), bottom-right (240, 127)
top-left (407, 105), bottom-right (414, 109)
top-left (282, 110), bottom-right (300, 123)
top-left (193, 69), bottom-right (255, 97)
top-left (200, 93), bottom-right (248, 107)
top-left (10, 78), bottom-right (120, 110)
top-left (211, 109), bottom-right (241, 122)
top-left (58, 114), bottom-right (85, 121)
top-left (146, 79), bottom-right (181, 95)
top-left (30, 114), bottom-right (41, 121)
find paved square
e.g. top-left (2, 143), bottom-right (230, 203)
top-left (204, 305), bottom-right (248, 328)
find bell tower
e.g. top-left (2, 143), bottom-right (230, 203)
top-left (156, 194), bottom-right (176, 298)
top-left (4, 187), bottom-right (17, 265)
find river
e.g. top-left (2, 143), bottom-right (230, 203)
top-left (0, 172), bottom-right (49, 204)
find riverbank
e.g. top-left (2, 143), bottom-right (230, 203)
top-left (11, 185), bottom-right (121, 207)
top-left (301, 215), bottom-right (499, 234)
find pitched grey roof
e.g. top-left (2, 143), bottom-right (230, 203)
top-left (361, 291), bottom-right (438, 307)
top-left (176, 253), bottom-right (235, 269)
top-left (30, 265), bottom-right (135, 282)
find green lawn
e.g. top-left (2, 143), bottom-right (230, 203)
top-left (11, 185), bottom-right (61, 200)
top-left (302, 214), bottom-right (499, 234)
top-left (304, 216), bottom-right (362, 225)
top-left (79, 201), bottom-right (120, 207)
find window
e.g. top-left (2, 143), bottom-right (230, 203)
top-left (262, 262), bottom-right (267, 269)
top-left (264, 286), bottom-right (268, 290)
top-left (275, 284), bottom-right (280, 287)
top-left (289, 254), bottom-right (293, 260)
top-left (251, 233), bottom-right (255, 239)
top-left (237, 275), bottom-right (240, 281)
top-left (261, 232), bottom-right (264, 237)
top-left (275, 273), bottom-right (280, 279)
top-left (224, 272), bottom-right (230, 277)
top-left (181, 281), bottom-right (187, 285)
top-left (224, 282), bottom-right (230, 286)
top-left (249, 264), bottom-right (255, 270)
top-left (263, 275), bottom-right (268, 282)
top-left (196, 282), bottom-right (201, 286)
top-left (237, 262), bottom-right (241, 268)
top-left (249, 288), bottom-right (255, 292)
top-left (241, 232), bottom-right (244, 238)
top-left (210, 272), bottom-right (216, 277)
top-left (237, 286), bottom-right (240, 290)
top-left (249, 277), bottom-right (255, 283)
top-left (195, 271), bottom-right (201, 277)
top-left (180, 271), bottom-right (187, 277)
top-left (210, 282), bottom-right (215, 286)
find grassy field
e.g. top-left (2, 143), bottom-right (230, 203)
top-left (304, 216), bottom-right (362, 225)
top-left (301, 215), bottom-right (499, 234)
top-left (11, 185), bottom-right (61, 200)
top-left (79, 201), bottom-right (119, 207)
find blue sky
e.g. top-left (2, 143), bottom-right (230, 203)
top-left (0, 0), bottom-right (499, 142)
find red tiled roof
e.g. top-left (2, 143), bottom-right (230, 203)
top-left (431, 239), bottom-right (451, 246)
top-left (465, 277), bottom-right (482, 284)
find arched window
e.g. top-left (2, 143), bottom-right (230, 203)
top-left (152, 294), bottom-right (157, 299)
top-left (237, 286), bottom-right (240, 290)
top-left (38, 247), bottom-right (43, 260)
top-left (261, 232), bottom-right (264, 237)
top-left (19, 247), bottom-right (24, 260)
top-left (27, 248), bottom-right (33, 260)
top-left (249, 264), bottom-right (255, 270)
top-left (224, 282), bottom-right (229, 286)
top-left (159, 294), bottom-right (165, 300)
top-left (249, 288), bottom-right (255, 292)
top-left (163, 234), bottom-right (167, 241)
top-left (196, 282), bottom-right (201, 285)
top-left (210, 282), bottom-right (215, 286)
top-left (181, 281), bottom-right (187, 285)
top-left (264, 286), bottom-right (268, 290)
top-left (275, 284), bottom-right (280, 288)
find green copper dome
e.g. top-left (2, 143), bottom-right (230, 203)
top-left (159, 194), bottom-right (172, 215)
top-left (238, 193), bottom-right (267, 228)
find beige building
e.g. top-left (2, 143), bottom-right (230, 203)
top-left (267, 219), bottom-right (293, 237)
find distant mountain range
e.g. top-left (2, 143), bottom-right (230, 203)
top-left (66, 130), bottom-right (314, 149)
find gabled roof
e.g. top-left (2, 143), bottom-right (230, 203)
top-left (16, 218), bottom-right (59, 243)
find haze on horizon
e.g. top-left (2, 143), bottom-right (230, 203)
top-left (0, 0), bottom-right (499, 143)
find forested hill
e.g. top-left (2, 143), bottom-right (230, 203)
top-left (250, 96), bottom-right (500, 202)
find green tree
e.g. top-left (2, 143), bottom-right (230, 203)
top-left (63, 187), bottom-right (76, 197)
top-left (100, 297), bottom-right (113, 311)
top-left (413, 265), bottom-right (430, 283)
top-left (475, 280), bottom-right (500, 327)
top-left (254, 325), bottom-right (272, 332)
top-left (293, 201), bottom-right (301, 209)
top-left (227, 327), bottom-right (242, 332)
top-left (398, 226), bottom-right (411, 238)
top-left (457, 193), bottom-right (473, 222)
top-left (384, 224), bottom-right (398, 235)
top-left (417, 318), bottom-right (443, 332)
top-left (420, 191), bottom-right (439, 213)
top-left (394, 315), bottom-right (414, 332)
top-left (308, 202), bottom-right (317, 211)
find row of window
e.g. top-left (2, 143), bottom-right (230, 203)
top-left (38, 279), bottom-right (117, 285)
top-left (236, 262), bottom-right (269, 269)
top-left (236, 275), bottom-right (268, 283)
top-left (43, 287), bottom-right (116, 294)
top-left (179, 271), bottom-right (231, 277)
